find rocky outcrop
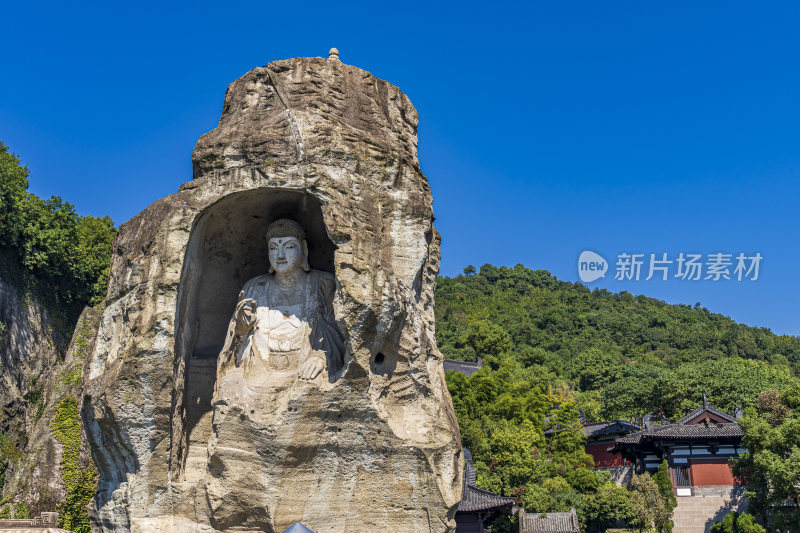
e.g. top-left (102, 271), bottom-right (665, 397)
top-left (81, 53), bottom-right (463, 532)
top-left (0, 275), bottom-right (96, 520)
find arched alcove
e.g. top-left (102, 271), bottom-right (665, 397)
top-left (173, 188), bottom-right (336, 480)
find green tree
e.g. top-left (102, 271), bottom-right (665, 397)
top-left (0, 142), bottom-right (30, 246)
top-left (653, 461), bottom-right (676, 533)
top-left (446, 358), bottom-right (597, 519)
top-left (580, 481), bottom-right (636, 533)
top-left (0, 142), bottom-right (115, 316)
top-left (436, 264), bottom-right (800, 418)
top-left (732, 386), bottom-right (800, 530)
top-left (630, 473), bottom-right (673, 533)
top-left (463, 319), bottom-right (513, 364)
top-left (709, 511), bottom-right (766, 533)
top-left (659, 358), bottom-right (796, 418)
top-left (601, 365), bottom-right (668, 419)
top-left (573, 348), bottom-right (622, 390)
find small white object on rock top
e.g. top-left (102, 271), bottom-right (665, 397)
top-left (329, 48), bottom-right (340, 61)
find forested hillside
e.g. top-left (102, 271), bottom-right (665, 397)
top-left (438, 264), bottom-right (800, 530)
top-left (437, 264), bottom-right (800, 420)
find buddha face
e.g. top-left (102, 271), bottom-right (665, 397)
top-left (268, 236), bottom-right (305, 275)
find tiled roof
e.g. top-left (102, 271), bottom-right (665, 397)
top-left (616, 423), bottom-right (743, 444)
top-left (458, 448), bottom-right (515, 513)
top-left (519, 508), bottom-right (580, 533)
top-left (582, 420), bottom-right (640, 438)
top-left (678, 406), bottom-right (737, 425)
top-left (443, 359), bottom-right (483, 377)
top-left (459, 484), bottom-right (516, 512)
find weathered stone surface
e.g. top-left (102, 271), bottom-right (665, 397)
top-left (0, 277), bottom-right (95, 517)
top-left (81, 55), bottom-right (463, 532)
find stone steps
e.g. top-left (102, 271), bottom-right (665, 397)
top-left (672, 489), bottom-right (748, 533)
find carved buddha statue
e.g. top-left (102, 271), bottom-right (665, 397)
top-left (214, 218), bottom-right (345, 400)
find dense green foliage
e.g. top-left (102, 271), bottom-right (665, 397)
top-left (50, 397), bottom-right (97, 533)
top-left (652, 461), bottom-right (676, 533)
top-left (580, 479), bottom-right (635, 532)
top-left (447, 363), bottom-right (593, 514)
top-left (437, 264), bottom-right (800, 419)
top-left (0, 142), bottom-right (115, 317)
top-left (0, 500), bottom-right (30, 519)
top-left (446, 347), bottom-right (678, 531)
top-left (732, 386), bottom-right (800, 531)
top-left (438, 265), bottom-right (799, 530)
top-left (629, 472), bottom-right (673, 533)
top-left (0, 456), bottom-right (6, 497)
top-left (0, 432), bottom-right (19, 512)
top-left (710, 512), bottom-right (766, 533)
top-left (0, 143), bottom-right (107, 528)
top-left (0, 432), bottom-right (21, 465)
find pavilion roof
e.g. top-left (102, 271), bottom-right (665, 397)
top-left (519, 508), bottom-right (580, 533)
top-left (443, 358), bottom-right (483, 377)
top-left (459, 484), bottom-right (516, 512)
top-left (678, 405), bottom-right (738, 425)
top-left (458, 448), bottom-right (515, 513)
top-left (582, 420), bottom-right (640, 439)
top-left (615, 422), bottom-right (743, 445)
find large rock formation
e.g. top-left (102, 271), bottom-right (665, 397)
top-left (81, 53), bottom-right (463, 532)
top-left (0, 276), bottom-right (95, 519)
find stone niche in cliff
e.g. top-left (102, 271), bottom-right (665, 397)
top-left (176, 189), bottom-right (336, 482)
top-left (81, 52), bottom-right (463, 533)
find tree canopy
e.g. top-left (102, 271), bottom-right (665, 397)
top-left (436, 264), bottom-right (800, 420)
top-left (437, 264), bottom-right (798, 531)
top-left (0, 142), bottom-right (114, 318)
top-left (732, 385), bottom-right (800, 530)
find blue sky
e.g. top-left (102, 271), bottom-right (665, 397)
top-left (1, 1), bottom-right (798, 335)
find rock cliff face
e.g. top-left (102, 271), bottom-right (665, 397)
top-left (81, 55), bottom-right (463, 532)
top-left (0, 276), bottom-right (95, 519)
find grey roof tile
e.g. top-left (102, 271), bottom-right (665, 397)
top-left (443, 359), bottom-right (483, 377)
top-left (616, 423), bottom-right (743, 444)
top-left (520, 508), bottom-right (580, 533)
top-left (582, 420), bottom-right (640, 438)
top-left (678, 406), bottom-right (737, 425)
top-left (458, 448), bottom-right (515, 512)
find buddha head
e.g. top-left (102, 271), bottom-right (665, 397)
top-left (266, 218), bottom-right (310, 275)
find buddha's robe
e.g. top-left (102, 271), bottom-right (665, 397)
top-left (214, 269), bottom-right (345, 402)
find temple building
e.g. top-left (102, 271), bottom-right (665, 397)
top-left (612, 398), bottom-right (748, 533)
top-left (582, 419), bottom-right (639, 484)
top-left (612, 400), bottom-right (743, 496)
top-left (454, 449), bottom-right (516, 533)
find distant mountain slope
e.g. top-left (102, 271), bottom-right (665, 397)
top-left (435, 264), bottom-right (800, 419)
